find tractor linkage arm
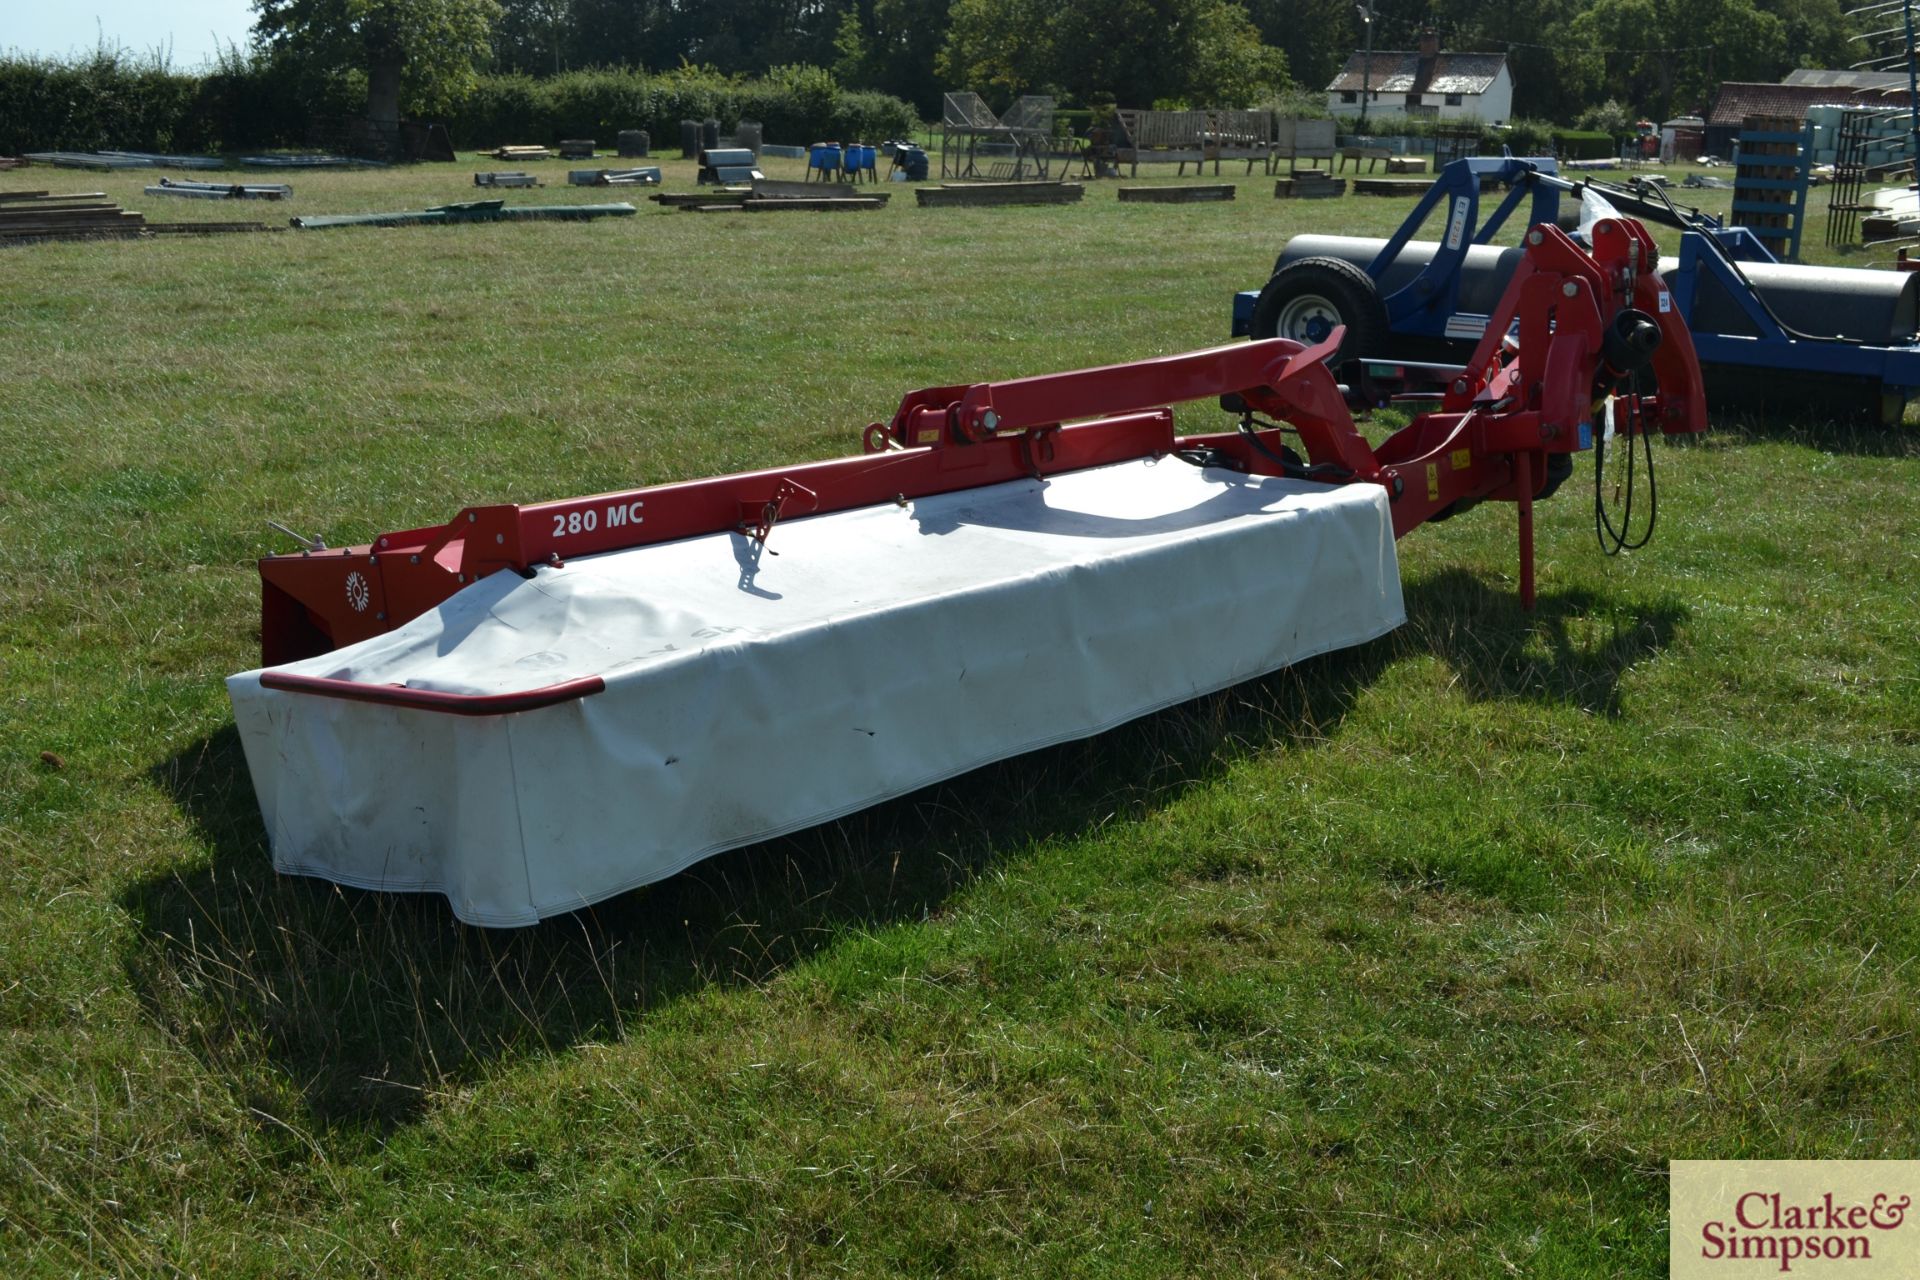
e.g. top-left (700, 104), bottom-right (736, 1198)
top-left (257, 219), bottom-right (1705, 666)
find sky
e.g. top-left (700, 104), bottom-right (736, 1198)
top-left (5, 1), bottom-right (259, 69)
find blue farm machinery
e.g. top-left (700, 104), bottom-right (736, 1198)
top-left (1233, 156), bottom-right (1920, 424)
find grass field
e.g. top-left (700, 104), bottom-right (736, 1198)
top-left (2, 151), bottom-right (1918, 1276)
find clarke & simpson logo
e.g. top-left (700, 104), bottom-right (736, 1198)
top-left (1700, 1190), bottom-right (1910, 1270)
top-left (1673, 1162), bottom-right (1920, 1278)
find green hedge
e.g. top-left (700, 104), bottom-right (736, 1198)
top-left (1551, 129), bottom-right (1617, 161)
top-left (446, 67), bottom-right (918, 148)
top-left (0, 54), bottom-right (919, 157)
top-left (0, 54), bottom-right (207, 154)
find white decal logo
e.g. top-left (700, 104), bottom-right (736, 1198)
top-left (1446, 196), bottom-right (1470, 251)
top-left (345, 570), bottom-right (370, 613)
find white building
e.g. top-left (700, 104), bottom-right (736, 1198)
top-left (1326, 29), bottom-right (1513, 124)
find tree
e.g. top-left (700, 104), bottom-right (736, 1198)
top-left (1571, 0), bottom-right (1784, 120)
top-left (252, 0), bottom-right (500, 131)
top-left (560, 0), bottom-right (674, 70)
top-left (939, 0), bottom-right (1288, 107)
top-left (1576, 97), bottom-right (1634, 136)
top-left (493, 0), bottom-right (573, 73)
top-left (1241, 0), bottom-right (1359, 100)
top-left (938, 0), bottom-right (1056, 99)
top-left (834, 0), bottom-right (954, 116)
top-left (1759, 0), bottom-right (1859, 75)
top-left (1181, 2), bottom-right (1291, 105)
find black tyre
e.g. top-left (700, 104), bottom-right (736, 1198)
top-left (1248, 256), bottom-right (1391, 365)
top-left (1535, 449), bottom-right (1575, 501)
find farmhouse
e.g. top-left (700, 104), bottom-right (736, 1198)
top-left (1326, 28), bottom-right (1512, 123)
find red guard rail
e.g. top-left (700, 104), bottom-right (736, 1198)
top-left (257, 672), bottom-right (606, 716)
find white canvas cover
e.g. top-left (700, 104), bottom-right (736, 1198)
top-left (228, 457), bottom-right (1405, 925)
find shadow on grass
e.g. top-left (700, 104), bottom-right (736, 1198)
top-left (1692, 400), bottom-right (1920, 459)
top-left (1407, 567), bottom-right (1688, 717)
top-left (122, 571), bottom-right (1686, 1132)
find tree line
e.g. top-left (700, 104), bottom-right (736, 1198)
top-left (217, 0), bottom-right (1877, 134)
top-left (467, 0), bottom-right (1863, 122)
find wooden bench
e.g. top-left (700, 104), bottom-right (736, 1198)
top-left (1275, 119), bottom-right (1337, 174)
top-left (1115, 109), bottom-right (1278, 177)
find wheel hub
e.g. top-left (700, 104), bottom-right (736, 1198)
top-left (1273, 293), bottom-right (1340, 345)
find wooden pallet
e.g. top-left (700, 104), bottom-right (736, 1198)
top-left (915, 182), bottom-right (1084, 208)
top-left (653, 190), bottom-right (750, 207)
top-left (0, 190), bottom-right (104, 203)
top-left (751, 179), bottom-right (890, 204)
top-left (0, 194), bottom-right (145, 242)
top-left (147, 222), bottom-right (273, 235)
top-left (1861, 214), bottom-right (1916, 242)
top-left (1274, 176), bottom-right (1345, 199)
top-left (1734, 115), bottom-right (1808, 260)
top-left (677, 199), bottom-right (883, 214)
top-left (742, 197), bottom-right (884, 212)
top-left (0, 191), bottom-right (271, 243)
top-left (1351, 178), bottom-right (1430, 197)
top-left (1117, 184), bottom-right (1235, 203)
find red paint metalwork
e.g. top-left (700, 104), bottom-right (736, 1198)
top-left (259, 219), bottom-right (1705, 668)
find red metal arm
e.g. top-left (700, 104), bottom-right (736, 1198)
top-left (258, 409), bottom-right (1179, 664)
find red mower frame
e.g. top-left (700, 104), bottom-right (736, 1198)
top-left (258, 219), bottom-right (1705, 673)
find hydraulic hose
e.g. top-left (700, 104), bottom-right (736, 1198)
top-left (1594, 375), bottom-right (1658, 555)
top-left (1639, 180), bottom-right (1868, 346)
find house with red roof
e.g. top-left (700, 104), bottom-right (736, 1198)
top-left (1705, 74), bottom-right (1916, 156)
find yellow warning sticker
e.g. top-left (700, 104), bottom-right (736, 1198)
top-left (1426, 463), bottom-right (1440, 501)
top-left (1451, 448), bottom-right (1472, 471)
top-left (914, 427), bottom-right (941, 446)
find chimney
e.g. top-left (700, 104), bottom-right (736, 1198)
top-left (1419, 27), bottom-right (1439, 58)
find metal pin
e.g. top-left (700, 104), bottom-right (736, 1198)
top-left (266, 519), bottom-right (326, 553)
